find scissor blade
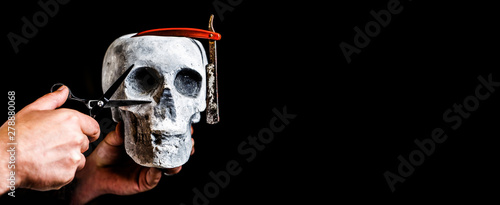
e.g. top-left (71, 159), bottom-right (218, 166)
top-left (102, 64), bottom-right (135, 101)
top-left (104, 100), bottom-right (152, 108)
top-left (90, 64), bottom-right (135, 118)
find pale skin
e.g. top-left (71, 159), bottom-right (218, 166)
top-left (0, 86), bottom-right (194, 204)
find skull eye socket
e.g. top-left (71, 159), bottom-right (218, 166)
top-left (174, 68), bottom-right (202, 97)
top-left (127, 66), bottom-right (163, 94)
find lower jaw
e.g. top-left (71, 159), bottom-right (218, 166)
top-left (149, 132), bottom-right (192, 168)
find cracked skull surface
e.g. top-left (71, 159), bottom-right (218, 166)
top-left (101, 34), bottom-right (207, 168)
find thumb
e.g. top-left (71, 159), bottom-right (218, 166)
top-left (102, 122), bottom-right (124, 147)
top-left (24, 85), bottom-right (69, 111)
top-left (139, 168), bottom-right (162, 192)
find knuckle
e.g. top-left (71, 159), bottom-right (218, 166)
top-left (57, 109), bottom-right (79, 122)
top-left (90, 120), bottom-right (100, 137)
top-left (67, 113), bottom-right (80, 123)
top-left (69, 152), bottom-right (82, 165)
top-left (76, 135), bottom-right (88, 145)
top-left (74, 135), bottom-right (83, 145)
top-left (82, 142), bottom-right (90, 152)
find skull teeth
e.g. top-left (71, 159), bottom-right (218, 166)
top-left (151, 133), bottom-right (183, 146)
top-left (151, 133), bottom-right (184, 154)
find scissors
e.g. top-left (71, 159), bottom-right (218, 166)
top-left (51, 64), bottom-right (151, 118)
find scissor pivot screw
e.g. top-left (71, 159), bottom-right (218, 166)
top-left (97, 101), bottom-right (104, 107)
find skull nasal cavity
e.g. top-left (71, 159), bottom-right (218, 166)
top-left (154, 88), bottom-right (177, 121)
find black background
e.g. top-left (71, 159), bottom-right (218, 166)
top-left (1, 0), bottom-right (499, 204)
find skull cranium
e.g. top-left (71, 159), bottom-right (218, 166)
top-left (101, 34), bottom-right (207, 168)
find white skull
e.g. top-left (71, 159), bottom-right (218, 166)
top-left (101, 34), bottom-right (207, 168)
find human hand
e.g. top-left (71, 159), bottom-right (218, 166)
top-left (71, 122), bottom-right (195, 204)
top-left (0, 86), bottom-right (100, 194)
